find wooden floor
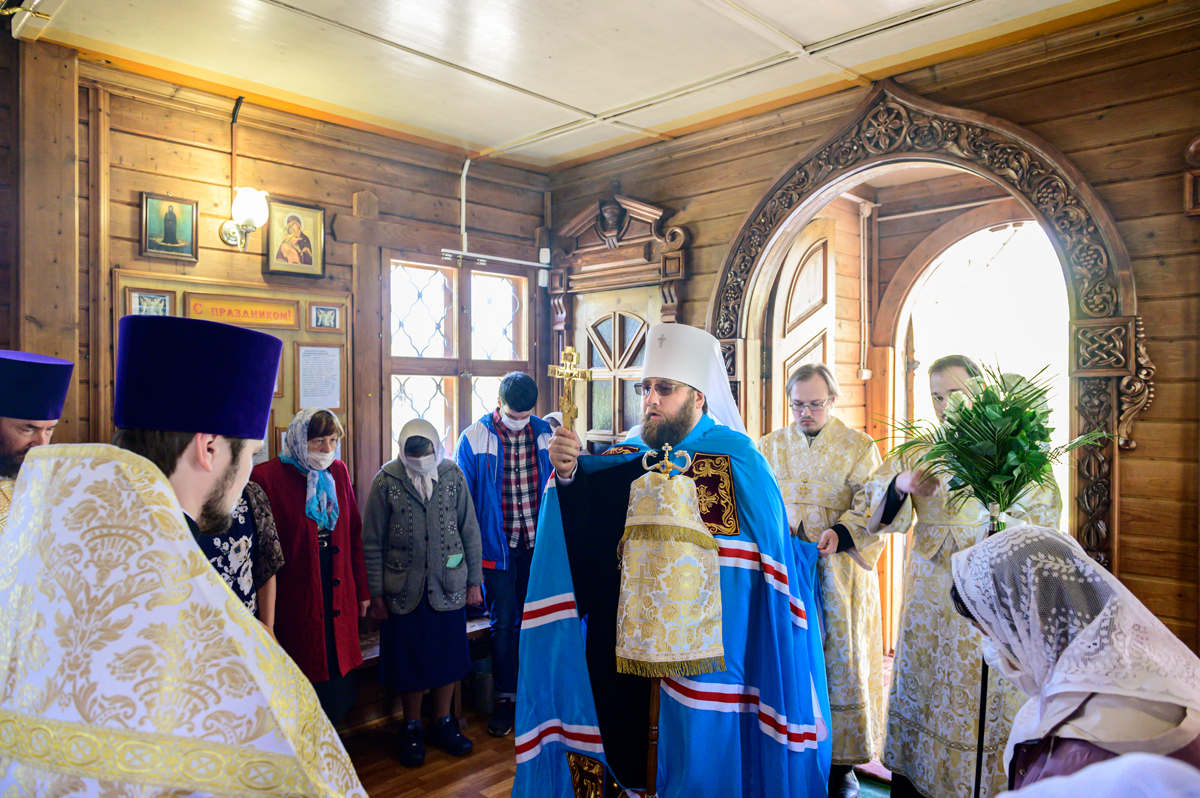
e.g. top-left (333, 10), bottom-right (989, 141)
top-left (343, 712), bottom-right (516, 797)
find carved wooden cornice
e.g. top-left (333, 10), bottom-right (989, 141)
top-left (707, 79), bottom-right (1153, 572)
top-left (550, 193), bottom-right (688, 326)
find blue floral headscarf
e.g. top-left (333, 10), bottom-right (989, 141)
top-left (280, 408), bottom-right (340, 531)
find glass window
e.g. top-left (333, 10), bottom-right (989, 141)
top-left (387, 259), bottom-right (533, 459)
top-left (471, 376), bottom-right (503, 423)
top-left (390, 263), bottom-right (455, 358)
top-left (391, 375), bottom-right (457, 457)
top-left (471, 272), bottom-right (527, 360)
top-left (583, 311), bottom-right (648, 449)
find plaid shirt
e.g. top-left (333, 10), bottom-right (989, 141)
top-left (494, 409), bottom-right (541, 549)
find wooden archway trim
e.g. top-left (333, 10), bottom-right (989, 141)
top-left (872, 197), bottom-right (1030, 348)
top-left (707, 79), bottom-right (1154, 571)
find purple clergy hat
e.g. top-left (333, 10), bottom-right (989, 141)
top-left (114, 315), bottom-right (283, 440)
top-left (0, 351), bottom-right (74, 421)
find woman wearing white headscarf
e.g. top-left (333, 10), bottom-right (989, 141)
top-left (251, 408), bottom-right (369, 725)
top-left (362, 418), bottom-right (484, 767)
top-left (950, 525), bottom-right (1200, 790)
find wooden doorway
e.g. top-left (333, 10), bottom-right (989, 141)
top-left (763, 218), bottom-right (836, 430)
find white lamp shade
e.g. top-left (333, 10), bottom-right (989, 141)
top-left (231, 187), bottom-right (269, 229)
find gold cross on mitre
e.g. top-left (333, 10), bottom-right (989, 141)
top-left (547, 346), bottom-right (592, 431)
top-left (642, 442), bottom-right (693, 478)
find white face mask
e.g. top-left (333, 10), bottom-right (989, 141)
top-left (404, 453), bottom-right (437, 474)
top-left (501, 414), bottom-right (530, 431)
top-left (308, 450), bottom-right (335, 471)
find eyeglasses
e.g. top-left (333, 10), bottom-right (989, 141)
top-left (789, 398), bottom-right (832, 414)
top-left (634, 380), bottom-right (684, 397)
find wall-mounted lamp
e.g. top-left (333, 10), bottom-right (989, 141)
top-left (218, 96), bottom-right (268, 251)
top-left (219, 187), bottom-right (270, 251)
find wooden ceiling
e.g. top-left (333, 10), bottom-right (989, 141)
top-left (19, 0), bottom-right (1159, 170)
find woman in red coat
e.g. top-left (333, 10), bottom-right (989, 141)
top-left (251, 408), bottom-right (369, 724)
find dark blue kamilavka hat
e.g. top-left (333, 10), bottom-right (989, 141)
top-left (114, 315), bottom-right (283, 440)
top-left (0, 351), bottom-right (74, 421)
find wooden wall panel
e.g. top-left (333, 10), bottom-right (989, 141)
top-left (0, 34), bottom-right (15, 350)
top-left (550, 5), bottom-right (1200, 648)
top-left (62, 64), bottom-right (545, 490)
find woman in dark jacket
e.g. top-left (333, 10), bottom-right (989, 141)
top-left (363, 418), bottom-right (483, 767)
top-left (251, 408), bottom-right (369, 725)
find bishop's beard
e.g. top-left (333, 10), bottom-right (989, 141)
top-left (641, 393), bottom-right (697, 451)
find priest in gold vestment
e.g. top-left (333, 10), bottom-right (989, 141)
top-left (760, 363), bottom-right (884, 798)
top-left (846, 356), bottom-right (1061, 798)
top-left (0, 350), bottom-right (74, 535)
top-left (0, 316), bottom-right (365, 797)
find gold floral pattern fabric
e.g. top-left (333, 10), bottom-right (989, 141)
top-left (852, 455), bottom-right (1062, 798)
top-left (616, 471), bottom-right (724, 678)
top-left (0, 479), bottom-right (11, 537)
top-left (760, 417), bottom-right (885, 765)
top-left (0, 444), bottom-right (365, 797)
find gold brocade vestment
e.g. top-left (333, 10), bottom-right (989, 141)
top-left (0, 478), bottom-right (11, 536)
top-left (760, 417), bottom-right (885, 766)
top-left (849, 455), bottom-right (1061, 798)
top-left (0, 444), bottom-right (366, 797)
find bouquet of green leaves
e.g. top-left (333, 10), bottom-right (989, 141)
top-left (893, 366), bottom-right (1103, 526)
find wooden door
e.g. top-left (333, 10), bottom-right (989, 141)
top-left (765, 218), bottom-right (837, 430)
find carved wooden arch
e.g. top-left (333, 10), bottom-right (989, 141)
top-left (707, 79), bottom-right (1154, 571)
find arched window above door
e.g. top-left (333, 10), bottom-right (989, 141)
top-left (585, 311), bottom-right (648, 453)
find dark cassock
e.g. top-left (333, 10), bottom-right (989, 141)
top-left (0, 350), bottom-right (74, 534)
top-left (513, 323), bottom-right (831, 798)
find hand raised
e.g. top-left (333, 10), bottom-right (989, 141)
top-left (549, 427), bottom-right (581, 476)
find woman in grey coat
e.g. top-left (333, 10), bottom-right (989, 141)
top-left (364, 418), bottom-right (484, 767)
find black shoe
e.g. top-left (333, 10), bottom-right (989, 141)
top-left (828, 765), bottom-right (860, 798)
top-left (487, 697), bottom-right (515, 737)
top-left (429, 714), bottom-right (474, 756)
top-left (397, 719), bottom-right (425, 768)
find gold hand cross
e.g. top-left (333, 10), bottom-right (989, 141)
top-left (547, 346), bottom-right (592, 431)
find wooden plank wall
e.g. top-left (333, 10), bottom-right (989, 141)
top-left (551, 5), bottom-right (1200, 648)
top-left (70, 63), bottom-right (546, 487)
top-left (824, 195), bottom-right (869, 433)
top-left (0, 35), bottom-right (15, 350)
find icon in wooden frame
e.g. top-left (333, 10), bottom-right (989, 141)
top-left (140, 192), bottom-right (199, 263)
top-left (124, 286), bottom-right (175, 317)
top-left (267, 200), bottom-right (325, 278)
top-left (306, 300), bottom-right (346, 333)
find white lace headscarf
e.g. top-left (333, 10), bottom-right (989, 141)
top-left (951, 525), bottom-right (1200, 766)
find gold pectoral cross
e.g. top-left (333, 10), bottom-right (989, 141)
top-left (547, 346), bottom-right (592, 431)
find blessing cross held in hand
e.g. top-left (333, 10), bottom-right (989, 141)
top-left (547, 346), bottom-right (592, 431)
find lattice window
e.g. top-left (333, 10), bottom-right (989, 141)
top-left (585, 312), bottom-right (647, 454)
top-left (387, 259), bottom-right (533, 456)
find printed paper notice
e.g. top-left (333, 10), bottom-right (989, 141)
top-left (298, 345), bottom-right (342, 409)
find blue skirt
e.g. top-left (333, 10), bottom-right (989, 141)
top-left (378, 592), bottom-right (469, 693)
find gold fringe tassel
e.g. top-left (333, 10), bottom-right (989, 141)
top-left (615, 655), bottom-right (726, 678)
top-left (618, 523), bottom-right (719, 551)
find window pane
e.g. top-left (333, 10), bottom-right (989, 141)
top-left (391, 262), bottom-right (455, 358)
top-left (594, 316), bottom-right (614, 354)
top-left (589, 340), bottom-right (606, 369)
top-left (628, 336), bottom-right (646, 368)
top-left (471, 273), bottom-right (526, 360)
top-left (590, 379), bottom-right (613, 432)
top-left (621, 379), bottom-right (642, 433)
top-left (391, 375), bottom-right (457, 457)
top-left (471, 376), bottom-right (503, 424)
top-left (619, 314), bottom-right (642, 359)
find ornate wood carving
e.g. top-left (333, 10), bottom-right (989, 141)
top-left (708, 79), bottom-right (1152, 571)
top-left (551, 191), bottom-right (689, 335)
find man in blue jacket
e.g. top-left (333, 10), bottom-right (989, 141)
top-left (455, 371), bottom-right (553, 737)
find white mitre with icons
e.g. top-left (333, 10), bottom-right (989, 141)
top-left (641, 323), bottom-right (747, 435)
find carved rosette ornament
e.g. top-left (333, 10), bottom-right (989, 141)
top-left (708, 80), bottom-right (1153, 572)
